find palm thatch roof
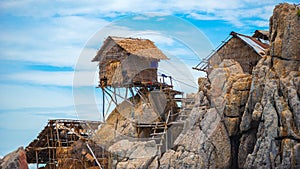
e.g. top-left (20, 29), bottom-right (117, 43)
top-left (92, 36), bottom-right (168, 62)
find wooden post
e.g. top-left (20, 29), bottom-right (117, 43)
top-left (50, 124), bottom-right (55, 165)
top-left (125, 87), bottom-right (128, 100)
top-left (55, 120), bottom-right (61, 147)
top-left (35, 150), bottom-right (39, 169)
top-left (113, 88), bottom-right (118, 104)
top-left (102, 89), bottom-right (105, 122)
top-left (46, 134), bottom-right (52, 169)
top-left (169, 76), bottom-right (173, 87)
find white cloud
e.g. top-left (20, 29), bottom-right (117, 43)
top-left (133, 33), bottom-right (176, 46)
top-left (132, 16), bottom-right (149, 20)
top-left (3, 70), bottom-right (98, 87)
top-left (246, 20), bottom-right (269, 27)
top-left (0, 108), bottom-right (76, 130)
top-left (0, 0), bottom-right (290, 28)
top-left (188, 13), bottom-right (218, 20)
top-left (0, 84), bottom-right (74, 109)
top-left (0, 15), bottom-right (109, 67)
top-left (165, 47), bottom-right (198, 56)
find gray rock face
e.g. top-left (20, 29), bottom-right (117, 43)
top-left (270, 3), bottom-right (300, 61)
top-left (149, 4), bottom-right (299, 169)
top-left (159, 108), bottom-right (231, 169)
top-left (239, 3), bottom-right (300, 168)
top-left (108, 140), bottom-right (157, 169)
top-left (239, 54), bottom-right (300, 168)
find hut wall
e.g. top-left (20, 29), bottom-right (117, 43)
top-left (98, 44), bottom-right (128, 87)
top-left (121, 55), bottom-right (158, 86)
top-left (99, 61), bottom-right (122, 87)
top-left (100, 55), bottom-right (159, 87)
top-left (133, 69), bottom-right (157, 84)
top-left (208, 37), bottom-right (261, 74)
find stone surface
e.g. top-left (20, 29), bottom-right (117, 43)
top-left (208, 59), bottom-right (245, 113)
top-left (270, 3), bottom-right (300, 61)
top-left (238, 4), bottom-right (300, 168)
top-left (0, 147), bottom-right (28, 169)
top-left (108, 140), bottom-right (157, 169)
top-left (157, 4), bottom-right (299, 169)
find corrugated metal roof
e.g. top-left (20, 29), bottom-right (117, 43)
top-left (237, 34), bottom-right (269, 56)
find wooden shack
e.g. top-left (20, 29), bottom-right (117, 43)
top-left (92, 36), bottom-right (168, 88)
top-left (194, 31), bottom-right (269, 74)
top-left (25, 119), bottom-right (105, 169)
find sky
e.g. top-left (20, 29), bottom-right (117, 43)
top-left (0, 0), bottom-right (298, 158)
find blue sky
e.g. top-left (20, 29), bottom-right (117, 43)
top-left (0, 0), bottom-right (298, 157)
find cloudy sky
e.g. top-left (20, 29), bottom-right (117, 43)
top-left (0, 0), bottom-right (297, 157)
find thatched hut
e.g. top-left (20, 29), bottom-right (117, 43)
top-left (92, 36), bottom-right (168, 88)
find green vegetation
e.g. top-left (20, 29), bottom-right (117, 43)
top-left (297, 10), bottom-right (300, 16)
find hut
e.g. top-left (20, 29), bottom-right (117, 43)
top-left (92, 36), bottom-right (168, 88)
top-left (193, 30), bottom-right (270, 74)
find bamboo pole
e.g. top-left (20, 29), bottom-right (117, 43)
top-left (102, 89), bottom-right (105, 122)
top-left (36, 150), bottom-right (39, 169)
top-left (86, 143), bottom-right (103, 169)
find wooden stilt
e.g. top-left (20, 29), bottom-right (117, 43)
top-left (102, 89), bottom-right (105, 122)
top-left (35, 150), bottom-right (39, 169)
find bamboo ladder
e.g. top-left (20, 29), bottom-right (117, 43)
top-left (150, 110), bottom-right (171, 156)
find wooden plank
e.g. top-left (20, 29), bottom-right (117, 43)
top-left (150, 132), bottom-right (165, 136)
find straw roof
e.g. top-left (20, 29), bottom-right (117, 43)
top-left (92, 36), bottom-right (168, 62)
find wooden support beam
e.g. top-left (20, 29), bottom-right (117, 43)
top-left (35, 150), bottom-right (39, 169)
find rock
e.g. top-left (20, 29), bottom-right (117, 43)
top-left (159, 106), bottom-right (231, 169)
top-left (224, 117), bottom-right (240, 136)
top-left (238, 129), bottom-right (257, 168)
top-left (108, 140), bottom-right (156, 160)
top-left (147, 156), bottom-right (159, 169)
top-left (270, 3), bottom-right (300, 61)
top-left (292, 143), bottom-right (300, 168)
top-left (198, 77), bottom-right (210, 94)
top-left (208, 59), bottom-right (245, 114)
top-left (0, 147), bottom-right (28, 169)
top-left (238, 4), bottom-right (300, 168)
top-left (108, 140), bottom-right (157, 168)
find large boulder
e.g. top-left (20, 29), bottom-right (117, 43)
top-left (108, 140), bottom-right (157, 169)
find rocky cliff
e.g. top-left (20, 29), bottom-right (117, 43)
top-left (148, 3), bottom-right (300, 169)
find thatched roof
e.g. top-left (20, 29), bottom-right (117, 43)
top-left (92, 36), bottom-right (168, 62)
